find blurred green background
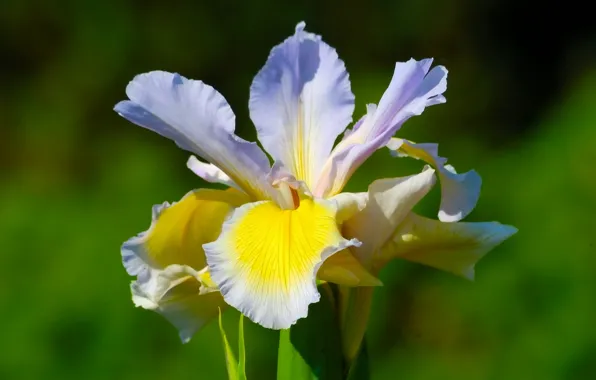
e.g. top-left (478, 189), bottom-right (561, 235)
top-left (1, 0), bottom-right (595, 379)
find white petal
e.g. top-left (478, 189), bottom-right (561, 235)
top-left (249, 22), bottom-right (354, 188)
top-left (131, 264), bottom-right (225, 343)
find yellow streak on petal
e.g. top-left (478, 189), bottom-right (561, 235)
top-left (230, 199), bottom-right (340, 293)
top-left (146, 188), bottom-right (248, 269)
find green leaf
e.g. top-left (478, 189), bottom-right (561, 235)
top-left (238, 314), bottom-right (247, 380)
top-left (218, 308), bottom-right (248, 380)
top-left (277, 285), bottom-right (343, 380)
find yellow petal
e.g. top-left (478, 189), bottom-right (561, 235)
top-left (318, 249), bottom-right (382, 287)
top-left (204, 199), bottom-right (360, 329)
top-left (377, 213), bottom-right (518, 279)
top-left (143, 188), bottom-right (249, 269)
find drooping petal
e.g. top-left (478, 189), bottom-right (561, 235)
top-left (186, 155), bottom-right (241, 191)
top-left (114, 71), bottom-right (275, 200)
top-left (249, 22), bottom-right (355, 188)
top-left (317, 249), bottom-right (382, 287)
top-left (378, 213), bottom-right (518, 279)
top-left (387, 138), bottom-right (482, 222)
top-left (342, 168), bottom-right (436, 268)
top-left (121, 188), bottom-right (248, 341)
top-left (131, 264), bottom-right (226, 343)
top-left (204, 198), bottom-right (360, 329)
top-left (314, 59), bottom-right (447, 197)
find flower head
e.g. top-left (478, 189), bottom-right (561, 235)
top-left (115, 22), bottom-right (516, 339)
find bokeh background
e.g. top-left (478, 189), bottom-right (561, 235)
top-left (1, 1), bottom-right (595, 379)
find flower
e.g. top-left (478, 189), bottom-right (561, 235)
top-left (115, 22), bottom-right (517, 341)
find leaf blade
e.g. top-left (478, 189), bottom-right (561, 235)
top-left (218, 308), bottom-right (239, 380)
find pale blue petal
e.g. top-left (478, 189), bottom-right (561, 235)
top-left (249, 22), bottom-right (354, 188)
top-left (114, 71), bottom-right (274, 200)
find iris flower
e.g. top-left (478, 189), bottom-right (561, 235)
top-left (115, 22), bottom-right (516, 342)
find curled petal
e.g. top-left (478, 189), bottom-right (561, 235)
top-left (250, 21), bottom-right (355, 188)
top-left (114, 71), bottom-right (275, 200)
top-left (315, 59), bottom-right (447, 197)
top-left (187, 155), bottom-right (241, 191)
top-left (342, 168), bottom-right (436, 268)
top-left (204, 199), bottom-right (360, 329)
top-left (388, 138), bottom-right (482, 222)
top-left (378, 213), bottom-right (518, 279)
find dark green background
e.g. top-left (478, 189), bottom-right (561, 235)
top-left (1, 1), bottom-right (594, 379)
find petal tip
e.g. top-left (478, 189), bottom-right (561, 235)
top-left (501, 224), bottom-right (519, 239)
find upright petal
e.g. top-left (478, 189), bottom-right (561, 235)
top-left (387, 138), bottom-right (482, 222)
top-left (204, 198), bottom-right (359, 329)
top-left (378, 213), bottom-right (518, 279)
top-left (314, 59), bottom-right (447, 197)
top-left (342, 168), bottom-right (436, 268)
top-left (114, 71), bottom-right (274, 200)
top-left (121, 188), bottom-right (248, 341)
top-left (249, 22), bottom-right (354, 188)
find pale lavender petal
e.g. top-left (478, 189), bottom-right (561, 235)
top-left (114, 71), bottom-right (274, 200)
top-left (249, 21), bottom-right (354, 188)
top-left (314, 59), bottom-right (447, 197)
